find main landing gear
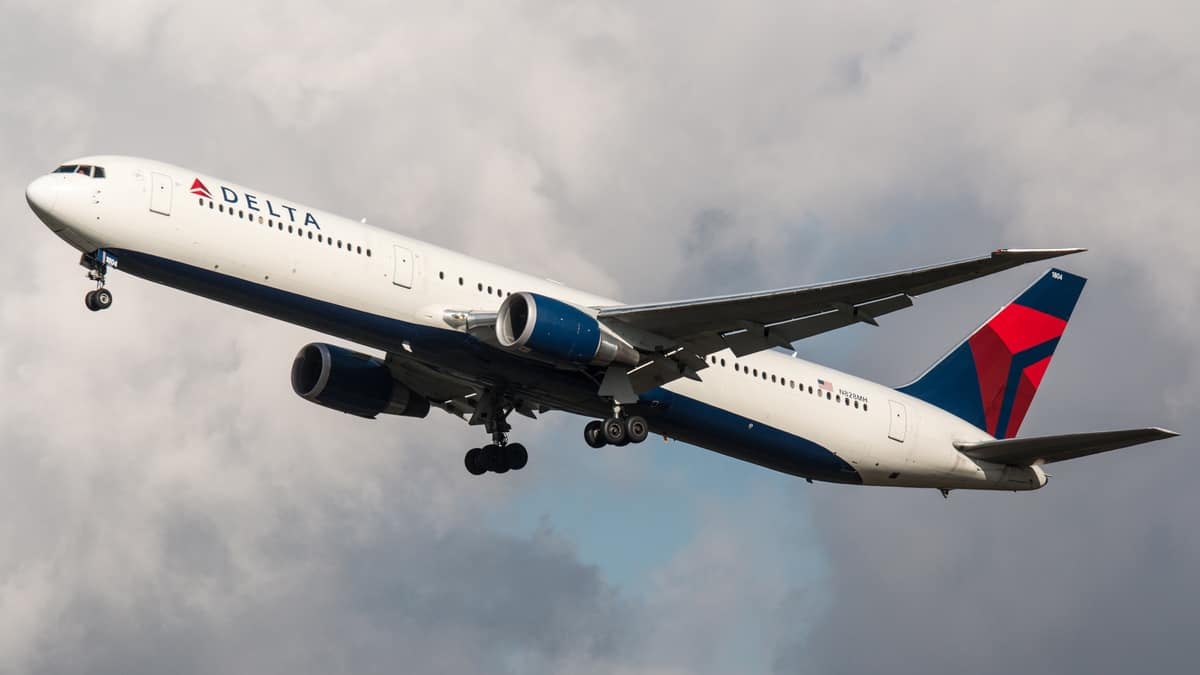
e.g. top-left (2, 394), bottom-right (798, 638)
top-left (81, 251), bottom-right (114, 312)
top-left (584, 413), bottom-right (649, 448)
top-left (464, 442), bottom-right (527, 476)
top-left (463, 393), bottom-right (529, 476)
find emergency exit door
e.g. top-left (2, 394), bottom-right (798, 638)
top-left (888, 400), bottom-right (907, 442)
top-left (392, 245), bottom-right (414, 288)
top-left (150, 172), bottom-right (172, 215)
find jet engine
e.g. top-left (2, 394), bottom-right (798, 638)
top-left (496, 292), bottom-right (638, 367)
top-left (291, 343), bottom-right (430, 419)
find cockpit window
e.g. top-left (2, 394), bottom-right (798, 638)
top-left (51, 164), bottom-right (104, 178)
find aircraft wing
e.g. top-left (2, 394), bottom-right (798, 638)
top-left (954, 428), bottom-right (1179, 466)
top-left (599, 248), bottom-right (1084, 352)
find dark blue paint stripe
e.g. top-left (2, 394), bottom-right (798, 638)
top-left (109, 248), bottom-right (860, 484)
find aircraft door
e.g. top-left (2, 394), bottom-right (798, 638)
top-left (887, 400), bottom-right (907, 442)
top-left (150, 172), bottom-right (172, 215)
top-left (392, 245), bottom-right (413, 288)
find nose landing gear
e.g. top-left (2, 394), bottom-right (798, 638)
top-left (81, 251), bottom-right (114, 312)
top-left (84, 287), bottom-right (113, 311)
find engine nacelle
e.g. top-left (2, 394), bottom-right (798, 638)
top-left (291, 343), bottom-right (430, 419)
top-left (496, 292), bottom-right (638, 367)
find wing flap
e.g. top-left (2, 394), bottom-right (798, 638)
top-left (954, 427), bottom-right (1179, 466)
top-left (722, 293), bottom-right (914, 357)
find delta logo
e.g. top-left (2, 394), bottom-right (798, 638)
top-left (190, 178), bottom-right (321, 229)
top-left (189, 178), bottom-right (212, 199)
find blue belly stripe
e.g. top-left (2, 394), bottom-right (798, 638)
top-left (109, 248), bottom-right (861, 484)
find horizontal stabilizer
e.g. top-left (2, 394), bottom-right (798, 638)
top-left (954, 428), bottom-right (1179, 466)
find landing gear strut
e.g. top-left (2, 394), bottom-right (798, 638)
top-left (463, 390), bottom-right (530, 476)
top-left (81, 251), bottom-right (114, 312)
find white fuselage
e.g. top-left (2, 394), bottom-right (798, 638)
top-left (27, 156), bottom-right (1046, 491)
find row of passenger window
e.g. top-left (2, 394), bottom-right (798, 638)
top-left (706, 354), bottom-right (869, 411)
top-left (436, 270), bottom-right (511, 298)
top-left (200, 198), bottom-right (372, 257)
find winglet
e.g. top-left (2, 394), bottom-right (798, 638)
top-left (993, 248), bottom-right (1087, 261)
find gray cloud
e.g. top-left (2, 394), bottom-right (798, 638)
top-left (1, 1), bottom-right (1198, 673)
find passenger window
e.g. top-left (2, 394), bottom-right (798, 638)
top-left (219, 204), bottom-right (224, 213)
top-left (308, 231), bottom-right (313, 239)
top-left (458, 277), bottom-right (464, 286)
top-left (209, 201), bottom-right (213, 209)
top-left (808, 386), bottom-right (813, 394)
top-left (863, 404), bottom-right (868, 412)
top-left (487, 286), bottom-right (493, 294)
top-left (720, 358), bottom-right (726, 367)
top-left (477, 283), bottom-right (483, 292)
top-left (198, 197), bottom-right (203, 206)
top-left (239, 210), bottom-right (244, 218)
top-left (289, 226), bottom-right (294, 233)
top-left (357, 246), bottom-right (362, 254)
top-left (854, 401), bottom-right (859, 409)
top-left (439, 271), bottom-right (445, 280)
top-left (771, 375), bottom-right (776, 383)
top-left (827, 392), bottom-right (832, 400)
top-left (366, 249), bottom-right (371, 257)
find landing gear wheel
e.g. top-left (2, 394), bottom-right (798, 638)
top-left (602, 417), bottom-right (628, 446)
top-left (484, 444), bottom-right (509, 474)
top-left (85, 288), bottom-right (112, 312)
top-left (625, 416), bottom-right (649, 444)
top-left (584, 420), bottom-right (606, 448)
top-left (505, 443), bottom-right (528, 471)
top-left (464, 447), bottom-right (487, 476)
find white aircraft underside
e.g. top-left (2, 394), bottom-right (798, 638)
top-left (25, 156), bottom-right (1178, 493)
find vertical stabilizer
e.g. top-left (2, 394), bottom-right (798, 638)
top-left (898, 268), bottom-right (1086, 438)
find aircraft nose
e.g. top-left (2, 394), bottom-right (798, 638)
top-left (25, 175), bottom-right (58, 217)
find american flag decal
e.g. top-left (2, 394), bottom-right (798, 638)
top-left (818, 379), bottom-right (833, 392)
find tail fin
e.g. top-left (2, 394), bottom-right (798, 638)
top-left (898, 268), bottom-right (1087, 439)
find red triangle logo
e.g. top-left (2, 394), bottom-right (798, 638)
top-left (190, 178), bottom-right (212, 199)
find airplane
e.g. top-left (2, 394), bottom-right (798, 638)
top-left (25, 156), bottom-right (1178, 494)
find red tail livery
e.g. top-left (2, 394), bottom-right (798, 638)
top-left (900, 268), bottom-right (1086, 438)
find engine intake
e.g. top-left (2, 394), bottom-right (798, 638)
top-left (496, 292), bottom-right (638, 367)
top-left (291, 343), bottom-right (430, 419)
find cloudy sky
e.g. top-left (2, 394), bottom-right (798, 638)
top-left (2, 1), bottom-right (1197, 673)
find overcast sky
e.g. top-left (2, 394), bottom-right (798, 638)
top-left (1, 1), bottom-right (1197, 673)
